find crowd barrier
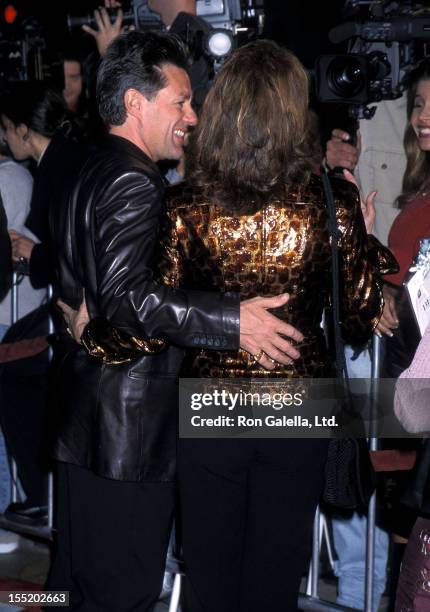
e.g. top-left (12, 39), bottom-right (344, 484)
top-left (1, 276), bottom-right (383, 610)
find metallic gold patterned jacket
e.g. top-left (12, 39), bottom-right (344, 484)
top-left (84, 173), bottom-right (398, 379)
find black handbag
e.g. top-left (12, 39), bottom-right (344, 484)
top-left (321, 169), bottom-right (377, 512)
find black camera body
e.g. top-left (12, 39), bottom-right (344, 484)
top-left (66, 0), bottom-right (264, 69)
top-left (316, 1), bottom-right (430, 111)
top-left (67, 0), bottom-right (161, 31)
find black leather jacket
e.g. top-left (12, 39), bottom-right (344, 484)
top-left (52, 135), bottom-right (239, 481)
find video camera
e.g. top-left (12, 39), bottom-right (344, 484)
top-left (315, 1), bottom-right (430, 119)
top-left (68, 0), bottom-right (264, 61)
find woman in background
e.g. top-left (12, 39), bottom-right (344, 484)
top-left (386, 58), bottom-right (430, 612)
top-left (0, 81), bottom-right (87, 289)
top-left (376, 61), bottom-right (430, 604)
top-left (0, 82), bottom-right (87, 525)
top-left (382, 59), bottom-right (430, 375)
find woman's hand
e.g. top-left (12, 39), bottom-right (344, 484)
top-left (375, 284), bottom-right (399, 337)
top-left (343, 169), bottom-right (377, 234)
top-left (57, 298), bottom-right (90, 344)
top-left (8, 230), bottom-right (35, 261)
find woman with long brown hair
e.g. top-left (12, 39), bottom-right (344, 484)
top-left (78, 40), bottom-right (395, 610)
top-left (379, 58), bottom-right (430, 612)
top-left (382, 59), bottom-right (430, 376)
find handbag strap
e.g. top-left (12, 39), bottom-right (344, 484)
top-left (321, 168), bottom-right (348, 380)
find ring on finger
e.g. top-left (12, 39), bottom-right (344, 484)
top-left (250, 349), bottom-right (265, 365)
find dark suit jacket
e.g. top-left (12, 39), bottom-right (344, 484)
top-left (25, 133), bottom-right (88, 289)
top-left (52, 135), bottom-right (239, 481)
top-left (0, 194), bottom-right (11, 302)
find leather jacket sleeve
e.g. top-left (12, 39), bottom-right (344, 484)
top-left (335, 182), bottom-right (399, 345)
top-left (90, 170), bottom-right (239, 351)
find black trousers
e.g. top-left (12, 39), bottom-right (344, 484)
top-left (178, 438), bottom-right (328, 612)
top-left (46, 463), bottom-right (175, 612)
top-left (0, 306), bottom-right (53, 506)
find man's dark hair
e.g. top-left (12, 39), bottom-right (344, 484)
top-left (96, 30), bottom-right (189, 127)
top-left (0, 81), bottom-right (68, 138)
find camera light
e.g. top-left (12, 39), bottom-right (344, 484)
top-left (206, 29), bottom-right (234, 59)
top-left (4, 4), bottom-right (18, 24)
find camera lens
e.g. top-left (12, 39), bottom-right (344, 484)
top-left (327, 56), bottom-right (366, 97)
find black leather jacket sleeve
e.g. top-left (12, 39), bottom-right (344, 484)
top-left (91, 170), bottom-right (239, 351)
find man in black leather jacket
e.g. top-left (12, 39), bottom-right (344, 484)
top-left (47, 31), bottom-right (303, 610)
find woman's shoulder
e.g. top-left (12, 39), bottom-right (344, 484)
top-left (285, 172), bottom-right (357, 206)
top-left (166, 181), bottom-right (209, 211)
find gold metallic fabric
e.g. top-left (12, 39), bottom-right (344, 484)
top-left (82, 317), bottom-right (166, 365)
top-left (83, 175), bottom-right (398, 372)
top-left (158, 176), bottom-right (398, 377)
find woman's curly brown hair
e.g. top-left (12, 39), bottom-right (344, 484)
top-left (190, 39), bottom-right (314, 214)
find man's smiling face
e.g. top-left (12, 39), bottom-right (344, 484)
top-left (138, 63), bottom-right (197, 162)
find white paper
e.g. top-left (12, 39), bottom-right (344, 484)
top-left (406, 267), bottom-right (430, 336)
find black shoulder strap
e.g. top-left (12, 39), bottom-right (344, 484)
top-left (321, 168), bottom-right (348, 380)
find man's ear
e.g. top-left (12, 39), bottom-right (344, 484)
top-left (16, 124), bottom-right (29, 142)
top-left (124, 88), bottom-right (150, 120)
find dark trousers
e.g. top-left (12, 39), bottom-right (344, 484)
top-left (46, 463), bottom-right (175, 612)
top-left (178, 438), bottom-right (328, 612)
top-left (0, 306), bottom-right (53, 506)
